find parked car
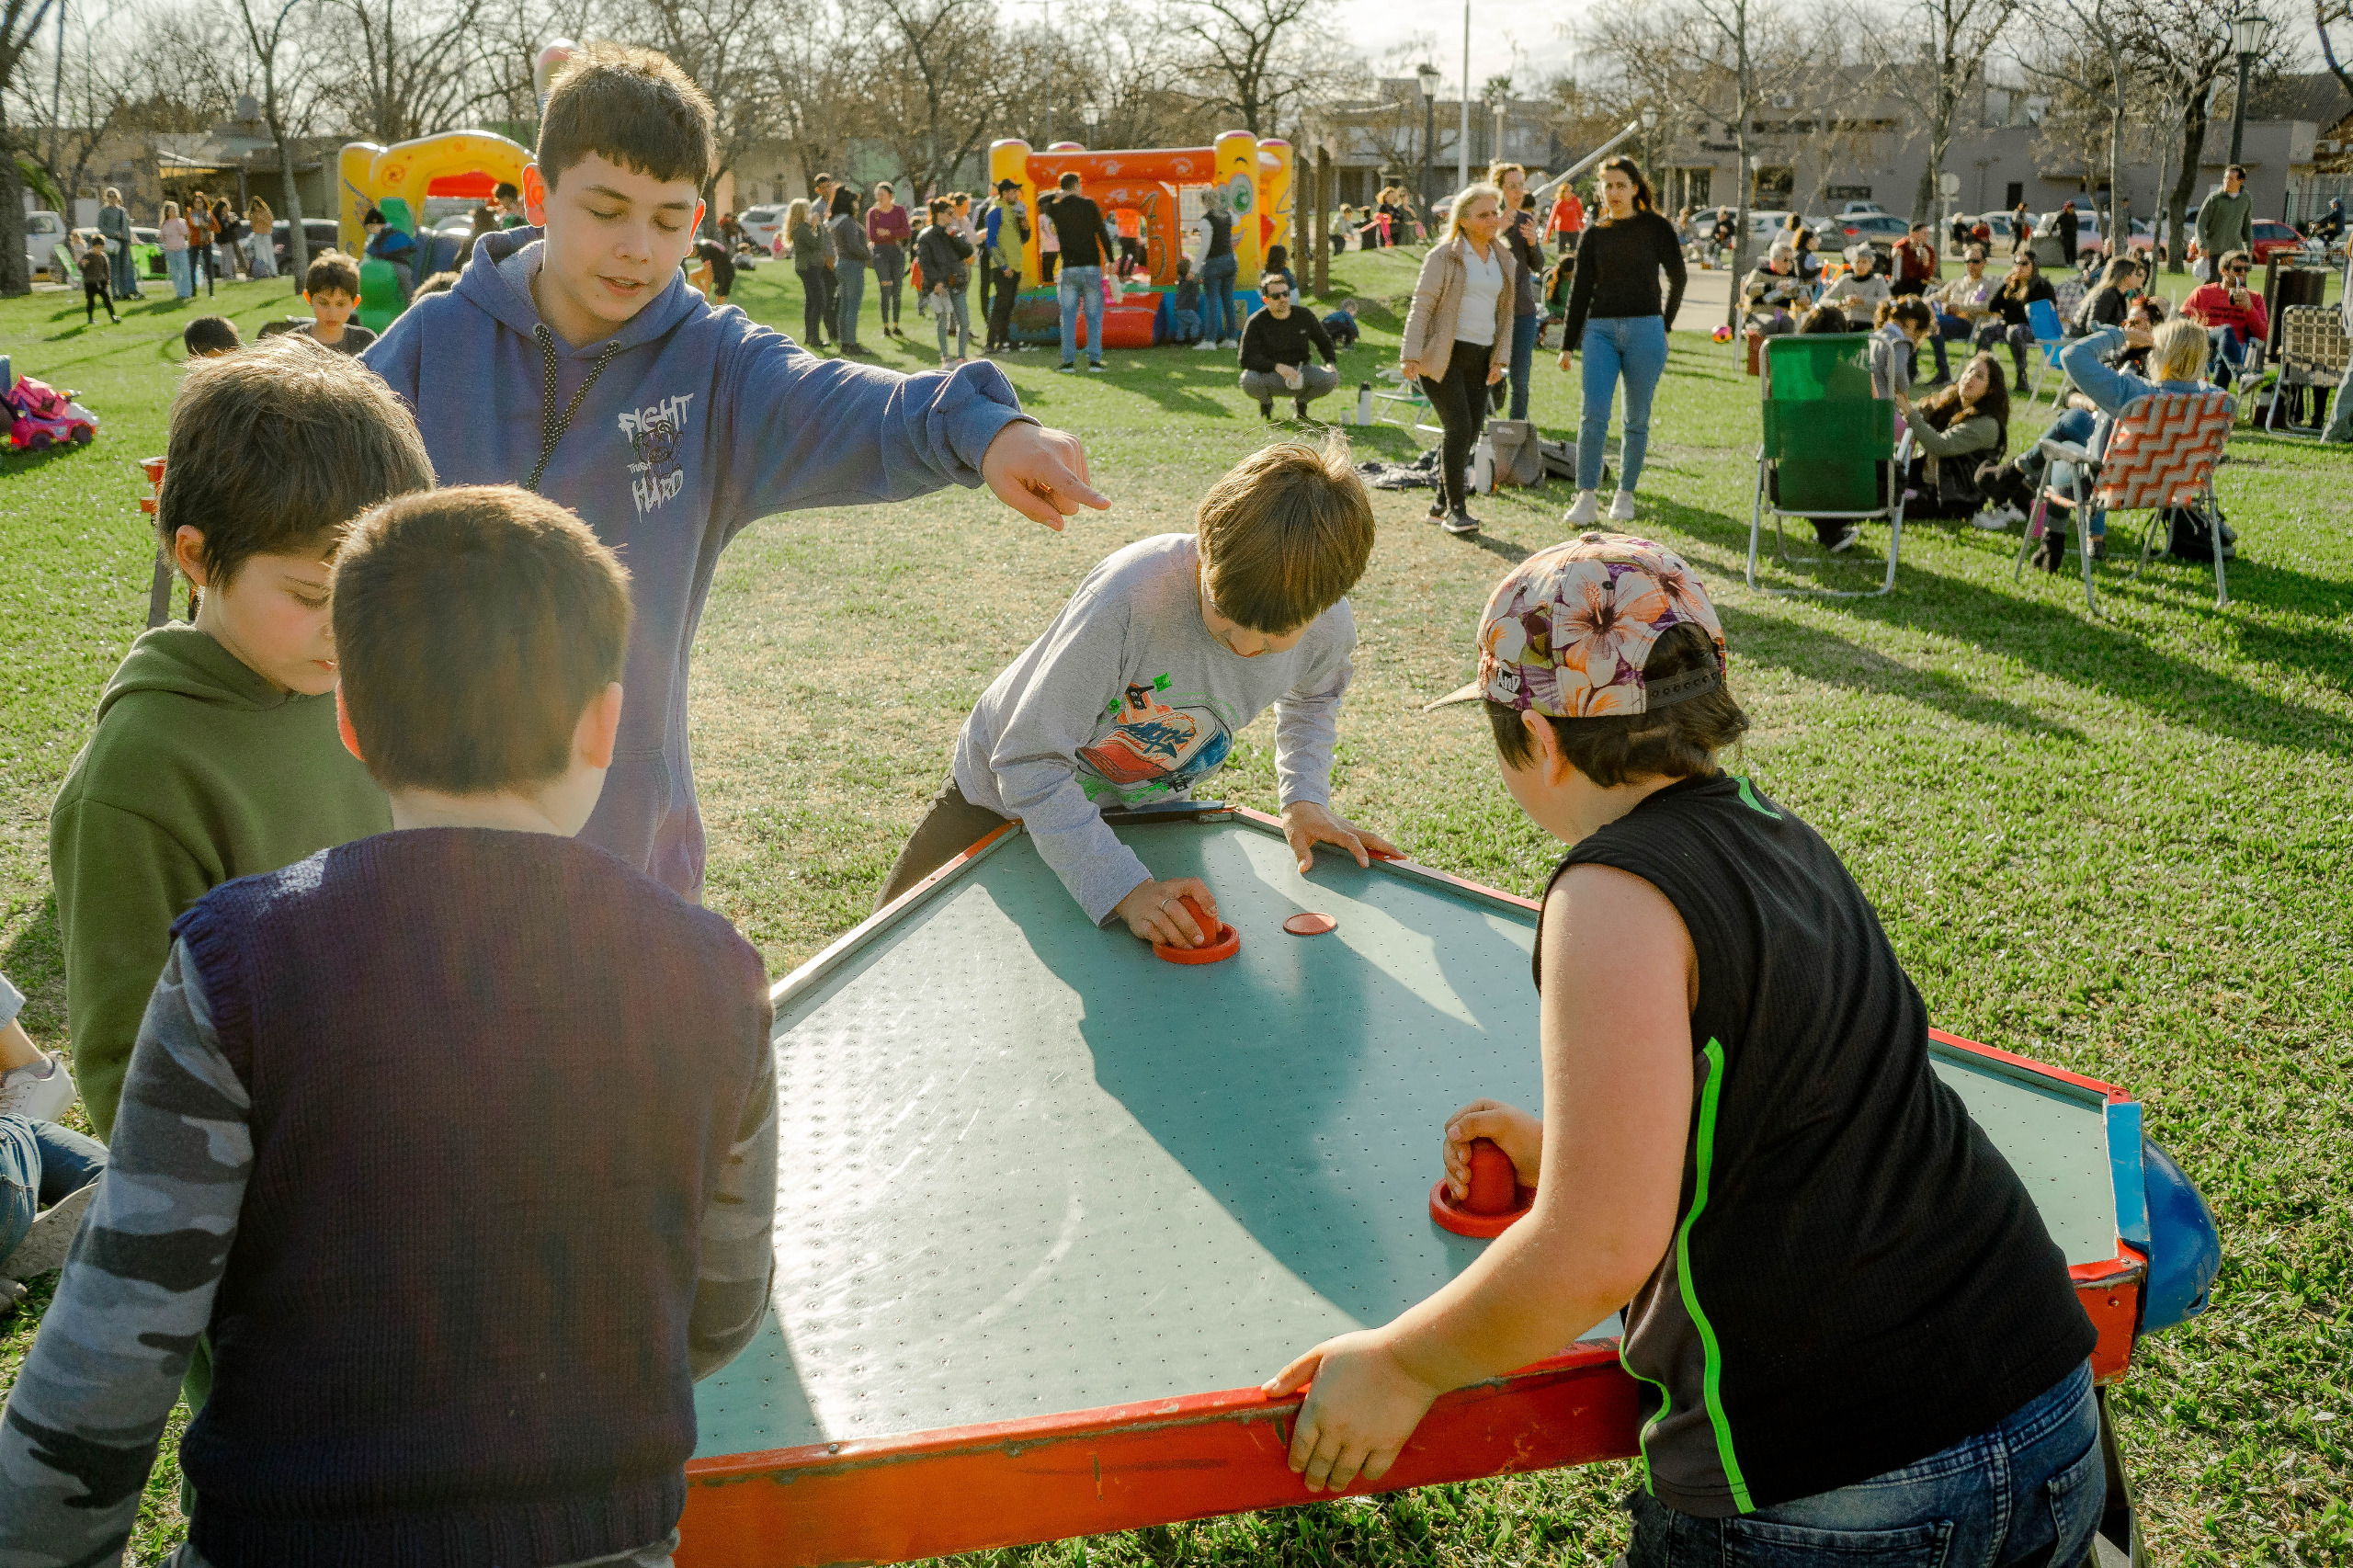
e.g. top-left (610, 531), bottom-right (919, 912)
top-left (22, 210), bottom-right (69, 282)
top-left (737, 203), bottom-right (786, 253)
top-left (1823, 211), bottom-right (1910, 256)
top-left (2249, 219), bottom-right (2303, 262)
top-left (1839, 199), bottom-right (1887, 215)
top-left (273, 217), bottom-right (344, 273)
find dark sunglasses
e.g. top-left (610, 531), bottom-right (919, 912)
top-left (1262, 289), bottom-right (1290, 299)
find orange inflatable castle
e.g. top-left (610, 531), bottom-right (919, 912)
top-left (987, 133), bottom-right (1294, 348)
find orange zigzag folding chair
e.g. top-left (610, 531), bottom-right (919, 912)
top-left (2014, 390), bottom-right (2235, 612)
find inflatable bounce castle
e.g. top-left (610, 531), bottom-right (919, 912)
top-left (987, 132), bottom-right (1295, 349)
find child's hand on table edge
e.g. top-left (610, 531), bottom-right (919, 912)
top-left (982, 422), bottom-right (1109, 532)
top-left (1280, 801), bottom-right (1396, 874)
top-left (1261, 1328), bottom-right (1446, 1494)
top-left (1442, 1098), bottom-right (1541, 1199)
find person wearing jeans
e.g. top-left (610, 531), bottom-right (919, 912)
top-left (1398, 184), bottom-right (1516, 535)
top-left (159, 201), bottom-right (192, 300)
top-left (916, 199), bottom-right (974, 365)
top-left (1490, 166), bottom-right (1546, 421)
top-left (98, 187), bottom-right (141, 300)
top-left (1555, 155), bottom-right (1686, 523)
top-left (1043, 172), bottom-right (1113, 369)
top-left (1198, 193), bottom-right (1239, 348)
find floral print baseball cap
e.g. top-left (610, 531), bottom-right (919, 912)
top-left (1426, 533), bottom-right (1726, 717)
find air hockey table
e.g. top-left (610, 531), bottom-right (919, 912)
top-left (677, 803), bottom-right (2191, 1567)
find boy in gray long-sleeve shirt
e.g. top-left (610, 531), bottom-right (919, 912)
top-left (877, 440), bottom-right (1397, 949)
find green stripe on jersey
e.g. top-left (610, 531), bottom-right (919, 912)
top-left (1735, 775), bottom-right (1781, 819)
top-left (1677, 1037), bottom-right (1753, 1511)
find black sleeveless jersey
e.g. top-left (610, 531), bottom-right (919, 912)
top-left (1545, 771), bottom-right (2095, 1515)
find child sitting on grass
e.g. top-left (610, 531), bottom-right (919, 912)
top-left (875, 438), bottom-right (1393, 949)
top-left (366, 41), bottom-right (1100, 903)
top-left (1, 971), bottom-right (106, 1308)
top-left (257, 251), bottom-right (376, 356)
top-left (0, 486), bottom-right (778, 1567)
top-left (1170, 256), bottom-right (1202, 343)
top-left (50, 336), bottom-right (430, 1142)
top-left (1264, 533), bottom-right (2101, 1566)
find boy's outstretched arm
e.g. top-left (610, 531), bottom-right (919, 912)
top-left (1260, 866), bottom-right (1693, 1494)
top-left (0, 942), bottom-right (249, 1562)
top-left (1270, 636), bottom-right (1396, 874)
top-left (718, 325), bottom-right (1108, 535)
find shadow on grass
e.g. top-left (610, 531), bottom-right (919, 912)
top-left (1722, 602), bottom-right (2088, 740)
top-left (1650, 494), bottom-right (2353, 756)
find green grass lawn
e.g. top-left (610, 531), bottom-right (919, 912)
top-left (4, 250), bottom-right (2350, 1566)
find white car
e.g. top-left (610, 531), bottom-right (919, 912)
top-left (23, 210), bottom-right (68, 282)
top-left (736, 204), bottom-right (785, 253)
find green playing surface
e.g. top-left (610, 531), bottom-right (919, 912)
top-left (693, 814), bottom-right (2119, 1460)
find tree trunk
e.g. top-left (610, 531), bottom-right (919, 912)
top-left (1313, 143), bottom-right (1330, 297)
top-left (278, 121), bottom-right (311, 293)
top-left (0, 90), bottom-right (26, 296)
top-left (2108, 40), bottom-right (2126, 267)
top-left (2165, 94), bottom-right (2209, 273)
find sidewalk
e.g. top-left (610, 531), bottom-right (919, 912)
top-left (1669, 266), bottom-right (1731, 334)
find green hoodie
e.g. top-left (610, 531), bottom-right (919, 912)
top-left (49, 624), bottom-right (391, 1138)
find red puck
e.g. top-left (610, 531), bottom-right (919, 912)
top-left (1154, 893), bottom-right (1240, 964)
top-left (1282, 912), bottom-right (1337, 937)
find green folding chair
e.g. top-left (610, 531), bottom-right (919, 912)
top-left (1746, 332), bottom-right (1914, 597)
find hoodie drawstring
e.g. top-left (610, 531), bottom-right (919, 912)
top-left (525, 324), bottom-right (625, 494)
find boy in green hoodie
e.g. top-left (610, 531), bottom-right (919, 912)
top-left (49, 335), bottom-right (437, 1139)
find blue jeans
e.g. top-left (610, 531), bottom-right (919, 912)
top-left (2206, 325), bottom-right (2252, 387)
top-left (1172, 307), bottom-right (1200, 343)
top-left (1577, 315), bottom-right (1669, 493)
top-left (110, 241), bottom-right (141, 298)
top-left (166, 249), bottom-right (193, 299)
top-left (1508, 312), bottom-right (1540, 420)
top-left (1199, 254), bottom-right (1239, 345)
top-left (1626, 1362), bottom-right (2103, 1568)
top-left (836, 259), bottom-right (868, 347)
top-left (1058, 264), bottom-right (1104, 365)
top-left (2042, 406), bottom-right (2108, 540)
top-left (1, 1117), bottom-right (108, 1260)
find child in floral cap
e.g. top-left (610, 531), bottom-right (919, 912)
top-left (1263, 532), bottom-right (2101, 1568)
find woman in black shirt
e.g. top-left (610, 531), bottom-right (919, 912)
top-left (1555, 156), bottom-right (1687, 527)
top-left (1266, 535), bottom-right (2102, 1568)
top-left (1977, 251), bottom-right (2054, 393)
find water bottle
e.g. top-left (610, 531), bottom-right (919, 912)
top-left (1472, 433), bottom-right (1495, 494)
top-left (1355, 381), bottom-right (1374, 425)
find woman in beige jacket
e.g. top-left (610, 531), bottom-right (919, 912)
top-left (1400, 185), bottom-right (1515, 535)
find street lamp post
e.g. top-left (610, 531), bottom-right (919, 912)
top-left (1641, 106), bottom-right (1659, 191)
top-left (1417, 64), bottom-right (1439, 216)
top-left (2227, 10), bottom-right (2266, 166)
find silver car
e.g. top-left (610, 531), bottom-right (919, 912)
top-left (736, 204), bottom-right (786, 253)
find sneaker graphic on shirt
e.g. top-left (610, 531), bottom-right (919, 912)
top-left (1077, 676), bottom-right (1235, 802)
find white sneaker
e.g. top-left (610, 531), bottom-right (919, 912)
top-left (0, 1181), bottom-right (97, 1285)
top-left (1190, 339), bottom-right (1218, 351)
top-left (1608, 490), bottom-right (1638, 521)
top-left (1970, 505), bottom-right (2024, 532)
top-left (1563, 490), bottom-right (1600, 526)
top-left (0, 1051), bottom-right (75, 1123)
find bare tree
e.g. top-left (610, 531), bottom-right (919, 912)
top-left (1171, 0), bottom-right (1337, 135)
top-left (1853, 0), bottom-right (2018, 222)
top-left (2126, 0), bottom-right (2245, 271)
top-left (0, 0), bottom-right (63, 293)
top-left (2324, 0), bottom-right (2353, 103)
top-left (332, 0), bottom-right (495, 145)
top-left (852, 0), bottom-right (1006, 199)
top-left (756, 0), bottom-right (860, 196)
top-left (1583, 0), bottom-right (1805, 324)
top-left (643, 0), bottom-right (783, 227)
top-left (228, 0), bottom-right (328, 286)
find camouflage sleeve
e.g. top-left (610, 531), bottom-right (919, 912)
top-left (0, 938), bottom-right (248, 1565)
top-left (688, 1042), bottom-right (777, 1381)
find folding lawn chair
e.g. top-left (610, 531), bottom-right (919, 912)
top-left (2014, 390), bottom-right (2235, 612)
top-left (1747, 332), bottom-right (1914, 598)
top-left (2025, 297), bottom-right (2069, 405)
top-left (1370, 368), bottom-right (1442, 434)
top-left (2262, 306), bottom-right (2350, 436)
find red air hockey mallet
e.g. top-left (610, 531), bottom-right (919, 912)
top-left (1430, 1137), bottom-right (1534, 1237)
top-left (1153, 894), bottom-right (1241, 964)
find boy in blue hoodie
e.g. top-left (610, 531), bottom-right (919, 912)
top-left (365, 41), bottom-right (1105, 898)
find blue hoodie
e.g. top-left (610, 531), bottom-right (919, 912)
top-left (366, 226), bottom-right (1032, 896)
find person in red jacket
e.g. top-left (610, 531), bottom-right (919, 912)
top-left (2181, 250), bottom-right (2269, 388)
top-left (1548, 186), bottom-right (1586, 257)
top-left (1892, 222), bottom-right (1938, 298)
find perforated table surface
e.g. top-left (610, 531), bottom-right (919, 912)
top-left (677, 808), bottom-right (2147, 1567)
